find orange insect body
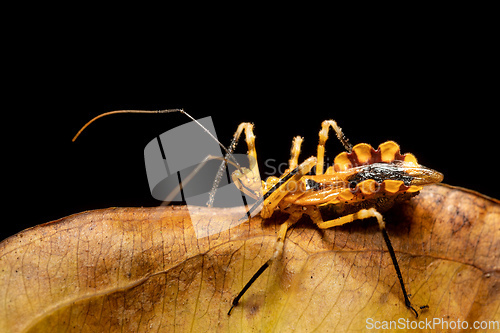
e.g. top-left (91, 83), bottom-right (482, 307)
top-left (277, 141), bottom-right (443, 217)
top-left (227, 127), bottom-right (443, 317)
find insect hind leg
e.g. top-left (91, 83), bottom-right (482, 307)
top-left (313, 207), bottom-right (421, 318)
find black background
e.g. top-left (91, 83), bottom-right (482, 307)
top-left (4, 28), bottom-right (497, 242)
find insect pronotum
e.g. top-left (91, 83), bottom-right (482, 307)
top-left (73, 109), bottom-right (444, 318)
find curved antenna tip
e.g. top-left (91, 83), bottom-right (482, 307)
top-left (71, 109), bottom-right (184, 142)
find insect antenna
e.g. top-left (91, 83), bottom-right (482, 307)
top-left (72, 109), bottom-right (180, 142)
top-left (73, 108), bottom-right (251, 207)
top-left (72, 108), bottom-right (243, 171)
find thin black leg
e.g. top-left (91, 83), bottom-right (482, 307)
top-left (228, 261), bottom-right (270, 315)
top-left (380, 227), bottom-right (419, 318)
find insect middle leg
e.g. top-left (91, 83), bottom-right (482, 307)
top-left (261, 135), bottom-right (304, 195)
top-left (228, 210), bottom-right (302, 315)
top-left (288, 136), bottom-right (304, 170)
top-left (312, 207), bottom-right (420, 318)
top-left (228, 157), bottom-right (317, 315)
top-left (316, 120), bottom-right (353, 175)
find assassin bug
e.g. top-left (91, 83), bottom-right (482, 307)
top-left (73, 109), bottom-right (443, 318)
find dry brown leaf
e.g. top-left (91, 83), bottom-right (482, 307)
top-left (0, 184), bottom-right (499, 332)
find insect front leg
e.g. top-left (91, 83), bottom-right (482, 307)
top-left (228, 210), bottom-right (302, 316)
top-left (160, 154), bottom-right (242, 205)
top-left (311, 207), bottom-right (421, 318)
top-left (208, 122), bottom-right (261, 206)
top-left (229, 157), bottom-right (318, 315)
